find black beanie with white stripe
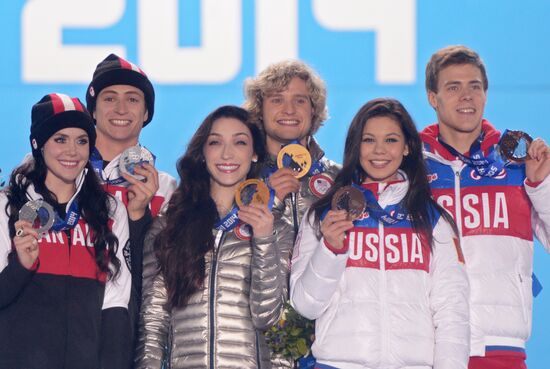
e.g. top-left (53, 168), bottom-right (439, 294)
top-left (30, 93), bottom-right (96, 158)
top-left (86, 53), bottom-right (155, 126)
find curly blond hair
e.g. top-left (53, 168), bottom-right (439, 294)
top-left (243, 60), bottom-right (328, 135)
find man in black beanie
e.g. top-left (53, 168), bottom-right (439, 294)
top-left (86, 54), bottom-right (176, 364)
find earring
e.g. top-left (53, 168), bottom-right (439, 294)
top-left (252, 157), bottom-right (258, 163)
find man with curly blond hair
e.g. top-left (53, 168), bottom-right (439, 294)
top-left (244, 60), bottom-right (340, 232)
top-left (244, 60), bottom-right (340, 369)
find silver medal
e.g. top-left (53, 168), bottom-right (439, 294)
top-left (119, 145), bottom-right (155, 181)
top-left (19, 199), bottom-right (55, 234)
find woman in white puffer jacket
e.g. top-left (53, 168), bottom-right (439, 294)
top-left (290, 98), bottom-right (470, 369)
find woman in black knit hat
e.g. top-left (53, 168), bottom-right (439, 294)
top-left (0, 93), bottom-right (132, 369)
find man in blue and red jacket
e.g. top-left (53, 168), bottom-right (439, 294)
top-left (420, 45), bottom-right (550, 369)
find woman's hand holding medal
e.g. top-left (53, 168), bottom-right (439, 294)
top-left (525, 137), bottom-right (550, 183)
top-left (236, 179), bottom-right (274, 238)
top-left (13, 219), bottom-right (40, 270)
top-left (320, 210), bottom-right (354, 251)
top-left (237, 203), bottom-right (274, 238)
top-left (321, 186), bottom-right (366, 251)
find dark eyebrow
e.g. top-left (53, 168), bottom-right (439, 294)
top-left (233, 132), bottom-right (251, 138)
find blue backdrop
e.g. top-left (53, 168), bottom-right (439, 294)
top-left (1, 1), bottom-right (549, 366)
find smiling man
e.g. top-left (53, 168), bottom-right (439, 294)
top-left (420, 45), bottom-right (550, 369)
top-left (244, 60), bottom-right (340, 234)
top-left (86, 54), bottom-right (176, 365)
top-left (244, 60), bottom-right (340, 369)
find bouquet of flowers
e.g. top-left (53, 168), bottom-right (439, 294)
top-left (265, 301), bottom-right (315, 366)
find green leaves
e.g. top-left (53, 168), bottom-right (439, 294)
top-left (265, 302), bottom-right (315, 362)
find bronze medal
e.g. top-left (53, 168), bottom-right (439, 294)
top-left (19, 199), bottom-right (55, 234)
top-left (499, 130), bottom-right (533, 162)
top-left (276, 144), bottom-right (312, 178)
top-left (235, 179), bottom-right (271, 207)
top-left (119, 145), bottom-right (155, 180)
top-left (331, 186), bottom-right (366, 220)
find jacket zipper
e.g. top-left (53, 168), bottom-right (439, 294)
top-left (63, 229), bottom-right (72, 369)
top-left (255, 330), bottom-right (261, 368)
top-left (209, 230), bottom-right (225, 369)
top-left (453, 167), bottom-right (463, 237)
top-left (290, 193), bottom-right (299, 237)
top-left (378, 221), bottom-right (389, 365)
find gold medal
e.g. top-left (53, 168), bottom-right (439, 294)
top-left (235, 179), bottom-right (271, 207)
top-left (276, 144), bottom-right (312, 178)
top-left (331, 186), bottom-right (366, 220)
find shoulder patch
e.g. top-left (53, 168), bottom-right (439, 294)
top-left (234, 223), bottom-right (252, 241)
top-left (309, 173), bottom-right (334, 197)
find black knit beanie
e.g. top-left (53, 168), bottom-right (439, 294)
top-left (86, 54), bottom-right (155, 126)
top-left (30, 93), bottom-right (96, 158)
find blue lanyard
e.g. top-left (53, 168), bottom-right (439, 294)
top-left (438, 132), bottom-right (505, 177)
top-left (90, 147), bottom-right (157, 186)
top-left (214, 206), bottom-right (240, 232)
top-left (90, 148), bottom-right (127, 185)
top-left (353, 183), bottom-right (409, 226)
top-left (321, 183), bottom-right (409, 226)
top-left (51, 199), bottom-right (80, 232)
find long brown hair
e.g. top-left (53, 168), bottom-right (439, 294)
top-left (5, 156), bottom-right (120, 279)
top-left (310, 98), bottom-right (457, 248)
top-left (155, 106), bottom-right (266, 309)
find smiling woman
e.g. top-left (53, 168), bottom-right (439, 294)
top-left (290, 98), bottom-right (468, 369)
top-left (0, 93), bottom-right (132, 369)
top-left (135, 105), bottom-right (294, 369)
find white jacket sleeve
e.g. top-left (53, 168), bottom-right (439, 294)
top-left (103, 197), bottom-right (132, 310)
top-left (525, 174), bottom-right (550, 252)
top-left (430, 218), bottom-right (470, 369)
top-left (289, 213), bottom-right (349, 320)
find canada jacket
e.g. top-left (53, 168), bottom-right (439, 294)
top-left (0, 173), bottom-right (131, 369)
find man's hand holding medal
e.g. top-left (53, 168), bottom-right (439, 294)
top-left (499, 130), bottom-right (550, 183)
top-left (268, 144), bottom-right (311, 201)
top-left (119, 145), bottom-right (160, 220)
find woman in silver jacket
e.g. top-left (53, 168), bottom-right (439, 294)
top-left (135, 106), bottom-right (294, 369)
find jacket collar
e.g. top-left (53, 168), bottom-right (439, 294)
top-left (420, 119), bottom-right (501, 161)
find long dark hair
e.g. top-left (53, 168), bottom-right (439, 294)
top-left (5, 155), bottom-right (121, 278)
top-left (155, 105), bottom-right (266, 309)
top-left (310, 98), bottom-right (457, 248)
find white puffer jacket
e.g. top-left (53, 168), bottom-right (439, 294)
top-left (290, 178), bottom-right (470, 369)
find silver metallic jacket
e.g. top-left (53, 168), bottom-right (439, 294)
top-left (263, 138), bottom-right (341, 368)
top-left (135, 214), bottom-right (294, 369)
